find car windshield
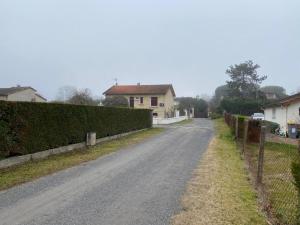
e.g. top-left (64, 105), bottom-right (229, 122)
top-left (254, 113), bottom-right (264, 116)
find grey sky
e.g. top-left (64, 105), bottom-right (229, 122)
top-left (0, 0), bottom-right (299, 100)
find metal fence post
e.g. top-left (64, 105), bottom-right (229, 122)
top-left (242, 120), bottom-right (249, 155)
top-left (257, 126), bottom-right (266, 185)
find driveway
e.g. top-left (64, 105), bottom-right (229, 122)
top-left (0, 119), bottom-right (213, 225)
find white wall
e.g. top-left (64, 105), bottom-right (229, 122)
top-left (287, 102), bottom-right (300, 124)
top-left (6, 89), bottom-right (46, 102)
top-left (265, 106), bottom-right (287, 132)
top-left (153, 116), bottom-right (188, 125)
top-left (264, 101), bottom-right (300, 133)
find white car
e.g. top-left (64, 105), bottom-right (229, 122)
top-left (251, 113), bottom-right (265, 120)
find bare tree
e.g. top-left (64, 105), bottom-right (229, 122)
top-left (102, 96), bottom-right (128, 107)
top-left (68, 88), bottom-right (99, 106)
top-left (55, 86), bottom-right (77, 103)
top-left (55, 87), bottom-right (100, 106)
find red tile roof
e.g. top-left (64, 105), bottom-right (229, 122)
top-left (103, 84), bottom-right (176, 97)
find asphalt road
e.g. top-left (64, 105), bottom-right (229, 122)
top-left (0, 119), bottom-right (213, 225)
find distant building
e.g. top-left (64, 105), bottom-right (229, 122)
top-left (264, 92), bottom-right (279, 100)
top-left (0, 86), bottom-right (47, 102)
top-left (103, 84), bottom-right (175, 118)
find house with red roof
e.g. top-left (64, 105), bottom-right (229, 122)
top-left (103, 84), bottom-right (176, 118)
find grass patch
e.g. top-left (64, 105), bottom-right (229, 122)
top-left (0, 128), bottom-right (164, 191)
top-left (245, 141), bottom-right (298, 224)
top-left (172, 119), bottom-right (267, 225)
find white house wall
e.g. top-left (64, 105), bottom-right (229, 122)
top-left (7, 89), bottom-right (46, 102)
top-left (265, 107), bottom-right (286, 131)
top-left (287, 102), bottom-right (300, 124)
top-left (264, 101), bottom-right (300, 133)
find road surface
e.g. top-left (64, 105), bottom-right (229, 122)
top-left (0, 119), bottom-right (213, 225)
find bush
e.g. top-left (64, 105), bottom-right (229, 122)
top-left (263, 120), bottom-right (280, 134)
top-left (210, 112), bottom-right (222, 120)
top-left (0, 101), bottom-right (152, 157)
top-left (220, 98), bottom-right (264, 116)
top-left (292, 161), bottom-right (300, 225)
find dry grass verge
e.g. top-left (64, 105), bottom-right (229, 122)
top-left (0, 128), bottom-right (163, 191)
top-left (172, 119), bottom-right (267, 225)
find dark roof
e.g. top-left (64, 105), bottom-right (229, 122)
top-left (264, 92), bottom-right (300, 108)
top-left (280, 92), bottom-right (300, 106)
top-left (0, 87), bottom-right (36, 96)
top-left (263, 101), bottom-right (281, 109)
top-left (103, 84), bottom-right (176, 97)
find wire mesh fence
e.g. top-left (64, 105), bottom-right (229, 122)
top-left (224, 113), bottom-right (300, 225)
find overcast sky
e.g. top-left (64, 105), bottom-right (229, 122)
top-left (0, 0), bottom-right (299, 100)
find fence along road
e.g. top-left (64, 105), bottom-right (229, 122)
top-left (0, 119), bottom-right (213, 225)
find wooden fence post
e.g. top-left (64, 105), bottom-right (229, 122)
top-left (257, 126), bottom-right (266, 185)
top-left (235, 117), bottom-right (239, 139)
top-left (242, 120), bottom-right (249, 155)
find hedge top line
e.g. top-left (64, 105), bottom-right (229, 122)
top-left (0, 100), bottom-right (152, 112)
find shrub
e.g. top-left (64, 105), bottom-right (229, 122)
top-left (0, 101), bottom-right (152, 157)
top-left (210, 112), bottom-right (222, 120)
top-left (263, 120), bottom-right (280, 134)
top-left (220, 98), bottom-right (264, 116)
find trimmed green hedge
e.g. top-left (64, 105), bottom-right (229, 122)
top-left (0, 101), bottom-right (152, 157)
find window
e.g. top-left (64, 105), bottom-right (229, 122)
top-left (151, 97), bottom-right (158, 107)
top-left (272, 108), bottom-right (276, 119)
top-left (140, 97), bottom-right (144, 104)
top-left (153, 113), bottom-right (158, 117)
top-left (159, 103), bottom-right (165, 107)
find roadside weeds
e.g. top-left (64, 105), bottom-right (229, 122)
top-left (172, 119), bottom-right (267, 225)
top-left (0, 128), bottom-right (164, 191)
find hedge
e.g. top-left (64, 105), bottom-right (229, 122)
top-left (0, 101), bottom-right (152, 157)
